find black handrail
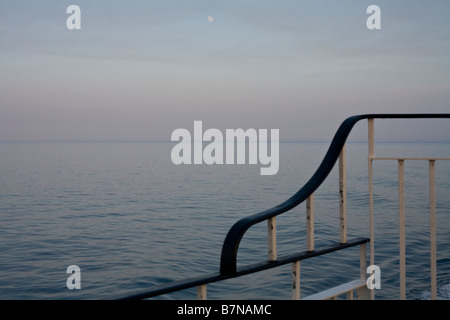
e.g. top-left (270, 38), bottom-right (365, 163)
top-left (120, 237), bottom-right (369, 300)
top-left (219, 113), bottom-right (450, 275)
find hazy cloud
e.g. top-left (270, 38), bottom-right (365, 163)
top-left (1, 0), bottom-right (449, 142)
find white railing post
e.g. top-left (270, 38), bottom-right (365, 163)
top-left (339, 144), bottom-right (347, 243)
top-left (292, 261), bottom-right (301, 300)
top-left (268, 217), bottom-right (277, 261)
top-left (398, 159), bottom-right (406, 300)
top-left (368, 119), bottom-right (374, 261)
top-left (429, 160), bottom-right (437, 300)
top-left (306, 194), bottom-right (314, 252)
top-left (368, 118), bottom-right (375, 300)
top-left (360, 243), bottom-right (367, 283)
top-left (356, 243), bottom-right (371, 300)
top-left (197, 284), bottom-right (207, 300)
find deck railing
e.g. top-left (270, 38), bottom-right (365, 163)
top-left (367, 118), bottom-right (450, 299)
top-left (120, 114), bottom-right (450, 300)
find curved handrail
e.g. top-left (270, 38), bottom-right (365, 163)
top-left (220, 113), bottom-right (450, 275)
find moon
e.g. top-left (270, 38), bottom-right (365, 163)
top-left (207, 16), bottom-right (214, 23)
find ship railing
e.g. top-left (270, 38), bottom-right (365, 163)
top-left (120, 114), bottom-right (450, 300)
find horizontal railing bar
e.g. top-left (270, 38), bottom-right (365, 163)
top-left (371, 157), bottom-right (450, 161)
top-left (119, 237), bottom-right (369, 300)
top-left (118, 273), bottom-right (225, 300)
top-left (302, 279), bottom-right (366, 300)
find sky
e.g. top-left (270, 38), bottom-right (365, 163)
top-left (1, 0), bottom-right (450, 142)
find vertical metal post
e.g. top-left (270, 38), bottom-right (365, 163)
top-left (292, 261), bottom-right (300, 300)
top-left (346, 291), bottom-right (354, 300)
top-left (367, 118), bottom-right (375, 301)
top-left (398, 159), bottom-right (406, 300)
top-left (429, 160), bottom-right (437, 300)
top-left (368, 118), bottom-right (374, 158)
top-left (368, 119), bottom-right (375, 268)
top-left (197, 284), bottom-right (207, 300)
top-left (306, 194), bottom-right (314, 252)
top-left (356, 243), bottom-right (371, 300)
top-left (339, 144), bottom-right (347, 243)
top-left (360, 243), bottom-right (367, 283)
top-left (268, 217), bottom-right (277, 261)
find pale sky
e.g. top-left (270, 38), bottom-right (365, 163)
top-left (1, 0), bottom-right (450, 142)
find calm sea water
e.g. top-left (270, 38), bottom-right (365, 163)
top-left (1, 142), bottom-right (450, 300)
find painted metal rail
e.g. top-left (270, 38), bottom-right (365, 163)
top-left (120, 114), bottom-right (450, 300)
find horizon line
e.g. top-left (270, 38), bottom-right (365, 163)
top-left (1, 139), bottom-right (450, 144)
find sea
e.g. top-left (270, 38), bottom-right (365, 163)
top-left (1, 142), bottom-right (450, 300)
